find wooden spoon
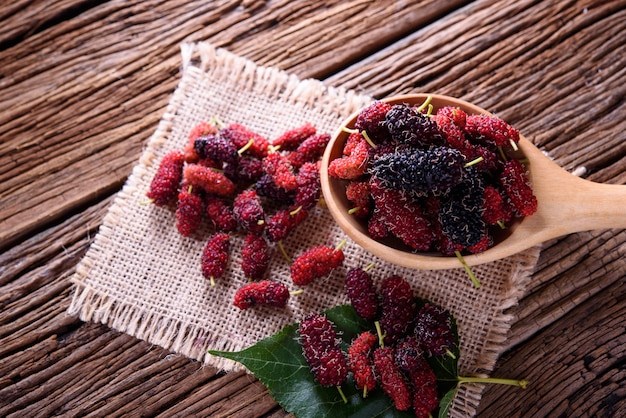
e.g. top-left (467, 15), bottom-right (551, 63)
top-left (320, 94), bottom-right (626, 270)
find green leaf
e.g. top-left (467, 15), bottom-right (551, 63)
top-left (209, 302), bottom-right (460, 418)
top-left (437, 387), bottom-right (458, 418)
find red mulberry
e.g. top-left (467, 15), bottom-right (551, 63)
top-left (437, 106), bottom-right (467, 129)
top-left (183, 164), bottom-right (236, 197)
top-left (413, 303), bottom-right (456, 357)
top-left (185, 121), bottom-right (218, 162)
top-left (272, 123), bottom-right (316, 151)
top-left (369, 178), bottom-right (434, 251)
top-left (221, 123), bottom-right (269, 158)
top-left (263, 152), bottom-right (298, 191)
top-left (194, 133), bottom-right (238, 165)
top-left (287, 133), bottom-right (331, 168)
top-left (327, 132), bottom-right (369, 180)
top-left (290, 243), bottom-right (345, 286)
top-left (500, 159), bottom-right (538, 217)
top-left (265, 207), bottom-right (309, 242)
top-left (345, 267), bottom-right (379, 321)
top-left (294, 162), bottom-right (321, 210)
top-left (347, 331), bottom-right (377, 394)
top-left (409, 364), bottom-right (440, 418)
top-left (465, 114), bottom-right (520, 149)
top-left (175, 186), bottom-right (204, 237)
top-left (355, 101), bottom-right (393, 142)
top-left (379, 275), bottom-right (416, 345)
top-left (241, 233), bottom-right (270, 280)
top-left (254, 174), bottom-right (295, 204)
top-left (299, 314), bottom-right (348, 387)
top-left (345, 181), bottom-right (372, 219)
top-left (373, 346), bottom-right (412, 411)
top-left (205, 197), bottom-right (237, 232)
top-left (147, 151), bottom-right (185, 206)
top-left (201, 232), bottom-right (230, 285)
top-left (233, 189), bottom-right (265, 234)
top-left (233, 280), bottom-right (289, 310)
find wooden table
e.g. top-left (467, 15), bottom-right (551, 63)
top-left (1, 0), bottom-right (624, 416)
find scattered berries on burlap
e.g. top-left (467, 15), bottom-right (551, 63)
top-left (201, 232), bottom-right (230, 284)
top-left (241, 233), bottom-right (270, 280)
top-left (265, 207), bottom-right (308, 243)
top-left (347, 331), bottom-right (378, 393)
top-left (290, 243), bottom-right (345, 286)
top-left (147, 150), bottom-right (185, 206)
top-left (345, 267), bottom-right (379, 321)
top-left (373, 346), bottom-right (412, 411)
top-left (233, 280), bottom-right (289, 310)
top-left (175, 186), bottom-right (204, 237)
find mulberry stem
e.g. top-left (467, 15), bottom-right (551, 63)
top-left (348, 206), bottom-right (362, 215)
top-left (455, 251), bottom-right (481, 288)
top-left (278, 241), bottom-right (292, 263)
top-left (415, 95), bottom-right (433, 113)
top-left (337, 386), bottom-right (348, 403)
top-left (464, 156), bottom-right (484, 168)
top-left (374, 321), bottom-right (385, 348)
top-left (361, 130), bottom-right (377, 148)
top-left (364, 262), bottom-right (375, 272)
top-left (237, 139), bottom-right (255, 156)
top-left (335, 239), bottom-right (347, 251)
top-left (289, 289), bottom-right (304, 296)
top-left (458, 376), bottom-right (528, 389)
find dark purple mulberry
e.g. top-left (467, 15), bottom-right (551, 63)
top-left (385, 104), bottom-right (444, 146)
top-left (379, 275), bottom-right (416, 345)
top-left (194, 133), bottom-right (238, 165)
top-left (413, 303), bottom-right (456, 357)
top-left (345, 267), bottom-right (379, 321)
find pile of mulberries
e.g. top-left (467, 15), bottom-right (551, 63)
top-left (328, 98), bottom-right (538, 256)
top-left (299, 268), bottom-right (457, 416)
top-left (146, 119), bottom-right (334, 309)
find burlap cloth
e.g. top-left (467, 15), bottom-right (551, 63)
top-left (68, 42), bottom-right (541, 417)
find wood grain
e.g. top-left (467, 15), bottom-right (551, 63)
top-left (1, 0), bottom-right (624, 416)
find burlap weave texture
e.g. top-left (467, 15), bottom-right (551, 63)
top-left (68, 42), bottom-right (540, 417)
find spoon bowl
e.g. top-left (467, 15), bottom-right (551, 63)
top-left (320, 94), bottom-right (626, 270)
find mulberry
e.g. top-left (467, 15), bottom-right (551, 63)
top-left (201, 232), bottom-right (230, 285)
top-left (355, 101), bottom-right (393, 142)
top-left (241, 233), bottom-right (270, 280)
top-left (233, 280), bottom-right (289, 309)
top-left (205, 197), bottom-right (237, 232)
top-left (345, 267), bottom-right (379, 321)
top-left (146, 151), bottom-right (185, 206)
top-left (183, 164), bottom-right (236, 197)
top-left (413, 303), bottom-right (456, 357)
top-left (372, 347), bottom-right (412, 411)
top-left (254, 174), bottom-right (295, 204)
top-left (409, 364), bottom-right (440, 418)
top-left (175, 186), bottom-right (204, 237)
top-left (438, 173), bottom-right (487, 248)
top-left (233, 189), bottom-right (265, 234)
top-left (379, 275), bottom-right (416, 345)
top-left (290, 243), bottom-right (345, 286)
top-left (394, 336), bottom-right (425, 373)
top-left (500, 159), bottom-right (538, 217)
top-left (385, 104), bottom-right (444, 146)
top-left (345, 181), bottom-right (372, 219)
top-left (294, 162), bottom-right (321, 210)
top-left (347, 331), bottom-right (378, 394)
top-left (299, 314), bottom-right (348, 387)
top-left (263, 152), bottom-right (298, 191)
top-left (369, 146), bottom-right (465, 197)
top-left (369, 178), bottom-right (434, 251)
top-left (327, 132), bottom-right (369, 180)
top-left (185, 121), bottom-right (218, 162)
top-left (221, 123), bottom-right (270, 158)
top-left (194, 133), bottom-right (238, 165)
top-left (265, 207), bottom-right (309, 242)
top-left (465, 114), bottom-right (520, 149)
top-left (272, 123), bottom-right (316, 151)
top-left (288, 133), bottom-right (330, 168)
